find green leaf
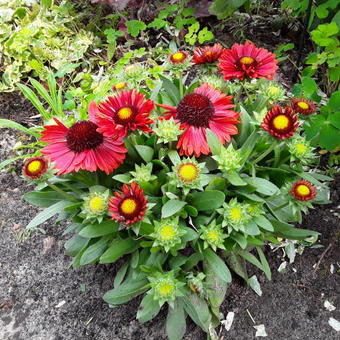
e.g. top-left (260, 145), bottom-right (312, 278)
top-left (189, 190), bottom-right (225, 211)
top-left (159, 75), bottom-right (180, 105)
top-left (79, 220), bottom-right (118, 238)
top-left (168, 150), bottom-right (181, 165)
top-left (209, 0), bottom-right (247, 19)
top-left (231, 233), bottom-right (247, 249)
top-left (244, 177), bottom-right (280, 195)
top-left (301, 77), bottom-right (318, 95)
top-left (23, 191), bottom-right (65, 207)
top-left (225, 253), bottom-right (248, 280)
top-left (114, 262), bottom-right (129, 288)
top-left (112, 174), bottom-right (131, 183)
top-left (126, 20), bottom-right (147, 37)
top-left (198, 27), bottom-right (214, 44)
top-left (271, 219), bottom-right (319, 239)
top-left (166, 300), bottom-right (187, 340)
top-left (256, 247), bottom-right (271, 280)
top-left (148, 18), bottom-right (167, 29)
top-left (206, 129), bottom-right (221, 155)
top-left (161, 200), bottom-right (187, 218)
top-left (319, 124), bottom-right (340, 151)
top-left (137, 294), bottom-right (162, 323)
top-left (135, 145), bottom-right (154, 162)
top-left (26, 200), bottom-right (73, 230)
top-left (243, 220), bottom-right (261, 235)
top-left (254, 215), bottom-right (274, 231)
top-left (100, 237), bottom-right (139, 264)
top-left (329, 91), bottom-right (340, 110)
top-left (103, 279), bottom-right (149, 305)
top-left (203, 248), bottom-right (231, 283)
top-left (227, 171), bottom-right (247, 186)
top-left (0, 119), bottom-right (40, 138)
top-left (80, 236), bottom-right (110, 266)
top-left (311, 22), bottom-right (339, 46)
top-left (329, 111), bottom-right (340, 129)
top-left (64, 234), bottom-right (89, 256)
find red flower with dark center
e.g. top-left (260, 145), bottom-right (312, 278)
top-left (157, 83), bottom-right (239, 157)
top-left (94, 90), bottom-right (154, 136)
top-left (41, 118), bottom-right (127, 175)
top-left (23, 157), bottom-right (48, 179)
top-left (291, 179), bottom-right (316, 201)
top-left (108, 182), bottom-right (148, 226)
top-left (291, 98), bottom-right (316, 115)
top-left (218, 41), bottom-right (278, 80)
top-left (261, 106), bottom-right (298, 140)
top-left (169, 51), bottom-right (188, 64)
top-left (192, 43), bottom-right (224, 65)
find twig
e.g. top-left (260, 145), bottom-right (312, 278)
top-left (313, 243), bottom-right (333, 273)
top-left (246, 309), bottom-right (256, 325)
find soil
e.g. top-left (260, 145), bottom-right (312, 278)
top-left (0, 91), bottom-right (339, 340)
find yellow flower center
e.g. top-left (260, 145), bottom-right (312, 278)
top-left (207, 230), bottom-right (219, 242)
top-left (117, 107), bottom-right (133, 120)
top-left (120, 198), bottom-right (137, 214)
top-left (296, 184), bottom-right (310, 196)
top-left (240, 56), bottom-right (255, 65)
top-left (159, 225), bottom-right (176, 241)
top-left (172, 52), bottom-right (185, 61)
top-left (89, 196), bottom-right (106, 213)
top-left (114, 82), bottom-right (127, 89)
top-left (272, 115), bottom-right (289, 130)
top-left (297, 101), bottom-right (309, 110)
top-left (268, 86), bottom-right (279, 96)
top-left (205, 51), bottom-right (213, 56)
top-left (296, 143), bottom-right (307, 154)
top-left (27, 160), bottom-right (43, 174)
top-left (157, 282), bottom-right (175, 297)
top-left (230, 207), bottom-right (242, 221)
top-left (178, 163), bottom-right (198, 183)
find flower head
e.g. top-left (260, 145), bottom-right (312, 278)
top-left (261, 106), bottom-right (298, 140)
top-left (213, 144), bottom-right (242, 174)
top-left (169, 51), bottom-right (188, 64)
top-left (291, 98), bottom-right (316, 115)
top-left (218, 198), bottom-right (251, 230)
top-left (258, 80), bottom-right (286, 102)
top-left (218, 41), bottom-right (278, 81)
top-left (158, 83), bottom-right (239, 157)
top-left (113, 82), bottom-right (128, 91)
top-left (108, 182), bottom-right (148, 226)
top-left (287, 135), bottom-right (315, 163)
top-left (150, 217), bottom-right (187, 252)
top-left (41, 118), bottom-right (126, 175)
top-left (153, 117), bottom-right (183, 144)
top-left (23, 157), bottom-right (48, 179)
top-left (148, 271), bottom-right (184, 307)
top-left (200, 220), bottom-right (227, 251)
top-left (82, 186), bottom-right (110, 222)
top-left (94, 89), bottom-right (154, 136)
top-left (192, 43), bottom-right (224, 65)
top-left (130, 163), bottom-right (156, 184)
top-left (187, 272), bottom-right (206, 295)
top-left (246, 203), bottom-right (264, 218)
top-left (291, 179), bottom-right (316, 201)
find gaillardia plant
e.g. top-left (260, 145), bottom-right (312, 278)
top-left (3, 41), bottom-right (333, 340)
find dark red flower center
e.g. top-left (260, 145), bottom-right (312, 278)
top-left (177, 93), bottom-right (214, 128)
top-left (66, 121), bottom-right (103, 153)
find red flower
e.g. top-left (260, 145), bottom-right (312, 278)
top-left (23, 157), bottom-right (48, 179)
top-left (95, 89), bottom-right (154, 136)
top-left (157, 83), bottom-right (239, 157)
top-left (108, 182), bottom-right (148, 226)
top-left (291, 98), bottom-right (316, 115)
top-left (218, 41), bottom-right (278, 80)
top-left (261, 106), bottom-right (298, 140)
top-left (193, 43), bottom-right (224, 65)
top-left (41, 118), bottom-right (127, 175)
top-left (291, 179), bottom-right (316, 201)
top-left (169, 51), bottom-right (188, 64)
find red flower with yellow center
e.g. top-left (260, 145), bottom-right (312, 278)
top-left (291, 98), bottom-right (316, 115)
top-left (23, 157), bottom-right (48, 179)
top-left (169, 51), bottom-right (188, 64)
top-left (157, 83), bottom-right (239, 157)
top-left (291, 179), bottom-right (316, 201)
top-left (108, 182), bottom-right (148, 226)
top-left (93, 90), bottom-right (154, 136)
top-left (218, 41), bottom-right (278, 80)
top-left (41, 118), bottom-right (127, 175)
top-left (261, 106), bottom-right (298, 140)
top-left (192, 43), bottom-right (224, 65)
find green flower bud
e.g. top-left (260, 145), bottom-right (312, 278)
top-left (213, 144), bottom-right (242, 174)
top-left (130, 163), bottom-right (156, 183)
top-left (200, 220), bottom-right (228, 251)
top-left (154, 118), bottom-right (183, 144)
top-left (287, 135), bottom-right (315, 164)
top-left (81, 186), bottom-right (110, 222)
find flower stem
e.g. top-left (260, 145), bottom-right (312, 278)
top-left (46, 180), bottom-right (78, 202)
top-left (273, 201), bottom-right (290, 211)
top-left (251, 144), bottom-right (275, 165)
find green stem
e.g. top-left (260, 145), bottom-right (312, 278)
top-left (273, 201), bottom-right (290, 211)
top-left (251, 144), bottom-right (275, 165)
top-left (179, 72), bottom-right (184, 98)
top-left (61, 182), bottom-right (83, 194)
top-left (46, 180), bottom-right (78, 202)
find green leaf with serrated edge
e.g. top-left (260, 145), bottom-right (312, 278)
top-left (100, 237), bottom-right (139, 264)
top-left (166, 299), bottom-right (186, 340)
top-left (79, 220), bottom-right (118, 238)
top-left (227, 171), bottom-right (247, 186)
top-left (126, 20), bottom-right (147, 37)
top-left (135, 145), bottom-right (154, 163)
top-left (243, 177), bottom-right (280, 195)
top-left (183, 293), bottom-right (211, 332)
top-left (225, 252), bottom-right (248, 280)
top-left (80, 236), bottom-right (110, 266)
top-left (207, 129), bottom-right (221, 155)
top-left (189, 190), bottom-right (225, 211)
top-left (254, 215), bottom-right (274, 231)
top-left (104, 279), bottom-right (149, 305)
top-left (203, 249), bottom-right (231, 283)
top-left (23, 191), bottom-right (65, 207)
top-left (256, 247), bottom-right (271, 280)
top-left (26, 200), bottom-right (74, 230)
top-left (137, 294), bottom-right (162, 323)
top-left (64, 234), bottom-right (89, 256)
top-left (0, 119), bottom-right (40, 138)
top-left (270, 219), bottom-right (319, 240)
top-left (114, 262), bottom-right (129, 289)
top-left (161, 200), bottom-right (187, 218)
